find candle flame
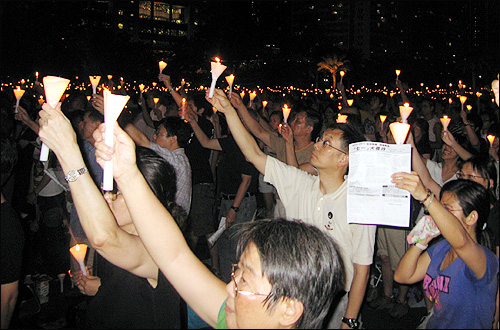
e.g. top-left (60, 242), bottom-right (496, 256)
top-left (487, 135), bottom-right (495, 145)
top-left (214, 57), bottom-right (220, 63)
top-left (395, 70), bottom-right (401, 76)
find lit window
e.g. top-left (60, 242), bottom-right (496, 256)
top-left (154, 2), bottom-right (170, 21)
top-left (139, 1), bottom-right (151, 19)
top-left (118, 10), bottom-right (124, 15)
top-left (118, 23), bottom-right (124, 29)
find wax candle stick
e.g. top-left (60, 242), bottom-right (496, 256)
top-left (225, 74), bottom-right (234, 99)
top-left (40, 76), bottom-right (71, 161)
top-left (13, 86), bottom-right (25, 113)
top-left (159, 60), bottom-right (167, 74)
top-left (389, 122), bottom-right (411, 144)
top-left (35, 71), bottom-right (39, 83)
top-left (181, 98), bottom-right (186, 119)
top-left (69, 244), bottom-right (88, 276)
top-left (440, 115), bottom-right (451, 131)
top-left (399, 102), bottom-right (413, 124)
top-left (282, 104), bottom-right (291, 123)
top-left (102, 89), bottom-right (130, 191)
top-left (89, 76), bottom-right (101, 95)
top-left (395, 69), bottom-right (401, 82)
top-left (249, 91), bottom-right (257, 102)
top-left (208, 57), bottom-right (227, 98)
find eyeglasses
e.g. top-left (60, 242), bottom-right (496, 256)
top-left (231, 264), bottom-right (269, 297)
top-left (457, 172), bottom-right (483, 180)
top-left (316, 137), bottom-right (347, 154)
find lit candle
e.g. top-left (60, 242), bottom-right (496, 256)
top-left (139, 83), bottom-right (145, 95)
top-left (153, 97), bottom-right (159, 108)
top-left (181, 79), bottom-right (185, 87)
top-left (89, 76), bottom-right (101, 95)
top-left (212, 106), bottom-right (218, 113)
top-left (152, 82), bottom-right (157, 88)
top-left (13, 86), bottom-right (25, 113)
top-left (86, 96), bottom-right (91, 101)
top-left (336, 113), bottom-right (348, 124)
top-left (38, 96), bottom-right (45, 106)
top-left (347, 99), bottom-right (354, 106)
top-left (209, 57), bottom-right (227, 98)
top-left (225, 74), bottom-right (235, 99)
top-left (249, 91), bottom-right (257, 102)
top-left (459, 95), bottom-right (467, 112)
top-left (181, 98), bottom-right (186, 119)
top-left (40, 76), bottom-right (71, 162)
top-left (102, 88), bottom-right (130, 191)
top-left (120, 77), bottom-right (124, 86)
top-left (379, 115), bottom-right (387, 123)
top-left (487, 134), bottom-right (496, 147)
top-left (476, 91), bottom-right (482, 98)
top-left (35, 71), bottom-right (39, 83)
top-left (282, 104), bottom-right (291, 123)
top-left (399, 102), bottom-right (413, 123)
top-left (158, 60), bottom-right (167, 74)
top-left (389, 122), bottom-right (411, 144)
top-left (440, 115), bottom-right (451, 131)
top-left (466, 104), bottom-right (472, 111)
top-left (107, 75), bottom-right (113, 81)
top-left (448, 98), bottom-right (453, 105)
top-left (69, 244), bottom-right (88, 276)
top-left (240, 91), bottom-right (245, 99)
top-left (395, 69), bottom-right (401, 82)
top-left (262, 100), bottom-right (268, 109)
top-left (339, 70), bottom-right (345, 84)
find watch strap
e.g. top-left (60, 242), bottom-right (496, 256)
top-left (65, 167), bottom-right (88, 182)
top-left (230, 205), bottom-right (240, 212)
top-left (342, 317), bottom-right (359, 329)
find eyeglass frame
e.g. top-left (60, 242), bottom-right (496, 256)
top-left (457, 172), bottom-right (483, 180)
top-left (231, 263), bottom-right (270, 297)
top-left (315, 137), bottom-right (347, 154)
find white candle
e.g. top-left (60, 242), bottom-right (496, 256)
top-left (69, 244), bottom-right (88, 276)
top-left (40, 76), bottom-right (71, 161)
top-left (209, 57), bottom-right (227, 98)
top-left (399, 102), bottom-right (413, 123)
top-left (102, 89), bottom-right (130, 191)
top-left (440, 115), bottom-right (451, 131)
top-left (339, 70), bottom-right (345, 84)
top-left (487, 134), bottom-right (496, 147)
top-left (35, 71), bottom-right (39, 82)
top-left (389, 122), bottom-right (411, 144)
top-left (249, 91), bottom-right (257, 102)
top-left (89, 76), bottom-right (101, 95)
top-left (13, 87), bottom-right (25, 113)
top-left (262, 100), bottom-right (268, 109)
top-left (379, 115), bottom-right (387, 123)
top-left (282, 104), bottom-right (291, 123)
top-left (336, 113), bottom-right (348, 124)
top-left (347, 99), bottom-right (354, 106)
top-left (181, 98), bottom-right (186, 119)
top-left (225, 74), bottom-right (234, 99)
top-left (159, 61), bottom-right (167, 74)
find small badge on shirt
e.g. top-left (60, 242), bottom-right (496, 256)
top-left (324, 212), bottom-right (334, 230)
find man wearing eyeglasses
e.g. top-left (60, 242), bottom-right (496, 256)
top-left (206, 89), bottom-right (376, 329)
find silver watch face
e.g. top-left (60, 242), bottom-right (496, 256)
top-left (67, 171), bottom-right (78, 182)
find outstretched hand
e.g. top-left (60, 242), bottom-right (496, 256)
top-left (93, 121), bottom-right (137, 181)
top-left (441, 129), bottom-right (457, 146)
top-left (280, 123), bottom-right (294, 143)
top-left (205, 89), bottom-right (234, 114)
top-left (391, 171), bottom-right (428, 201)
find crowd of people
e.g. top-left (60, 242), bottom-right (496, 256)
top-left (1, 70), bottom-right (499, 329)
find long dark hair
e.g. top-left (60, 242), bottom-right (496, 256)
top-left (440, 179), bottom-right (493, 252)
top-left (135, 146), bottom-right (187, 230)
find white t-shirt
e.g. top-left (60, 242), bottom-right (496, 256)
top-left (264, 156), bottom-right (376, 291)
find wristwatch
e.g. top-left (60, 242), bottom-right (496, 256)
top-left (230, 205), bottom-right (240, 212)
top-left (342, 317), bottom-right (359, 329)
top-left (65, 167), bottom-right (88, 182)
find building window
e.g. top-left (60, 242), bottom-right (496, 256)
top-left (139, 1), bottom-right (151, 19)
top-left (118, 10), bottom-right (124, 15)
top-left (154, 2), bottom-right (170, 21)
top-left (172, 5), bottom-right (184, 23)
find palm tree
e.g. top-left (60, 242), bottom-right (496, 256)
top-left (317, 55), bottom-right (350, 89)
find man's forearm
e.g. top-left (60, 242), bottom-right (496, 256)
top-left (344, 264), bottom-right (370, 320)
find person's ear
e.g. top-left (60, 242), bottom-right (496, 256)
top-left (278, 298), bottom-right (304, 328)
top-left (338, 153), bottom-right (349, 168)
top-left (465, 210), bottom-right (479, 227)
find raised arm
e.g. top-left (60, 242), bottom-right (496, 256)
top-left (392, 171), bottom-right (488, 281)
top-left (124, 123), bottom-right (152, 148)
top-left (206, 89), bottom-right (268, 175)
top-left (441, 130), bottom-right (473, 161)
top-left (93, 122), bottom-right (226, 327)
top-left (37, 103), bottom-right (157, 280)
top-left (185, 109), bottom-right (222, 151)
top-left (229, 91), bottom-right (275, 147)
top-left (460, 109), bottom-right (481, 152)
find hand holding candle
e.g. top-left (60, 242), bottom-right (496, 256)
top-left (89, 76), bottom-right (101, 95)
top-left (13, 87), bottom-right (25, 114)
top-left (102, 89), bottom-right (130, 191)
top-left (40, 76), bottom-right (71, 161)
top-left (181, 98), bottom-right (186, 119)
top-left (225, 74), bottom-right (235, 99)
top-left (69, 244), bottom-right (88, 276)
top-left (209, 57), bottom-right (227, 98)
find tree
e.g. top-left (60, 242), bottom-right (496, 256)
top-left (317, 55), bottom-right (350, 89)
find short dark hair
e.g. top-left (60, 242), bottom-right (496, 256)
top-left (440, 179), bottom-right (492, 251)
top-left (85, 108), bottom-right (104, 124)
top-left (1, 138), bottom-right (18, 186)
top-left (136, 146), bottom-right (187, 230)
top-left (157, 117), bottom-right (191, 148)
top-left (236, 218), bottom-right (344, 329)
top-left (459, 156), bottom-right (498, 202)
top-left (327, 122), bottom-right (366, 153)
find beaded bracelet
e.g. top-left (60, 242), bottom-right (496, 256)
top-left (420, 189), bottom-right (432, 204)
